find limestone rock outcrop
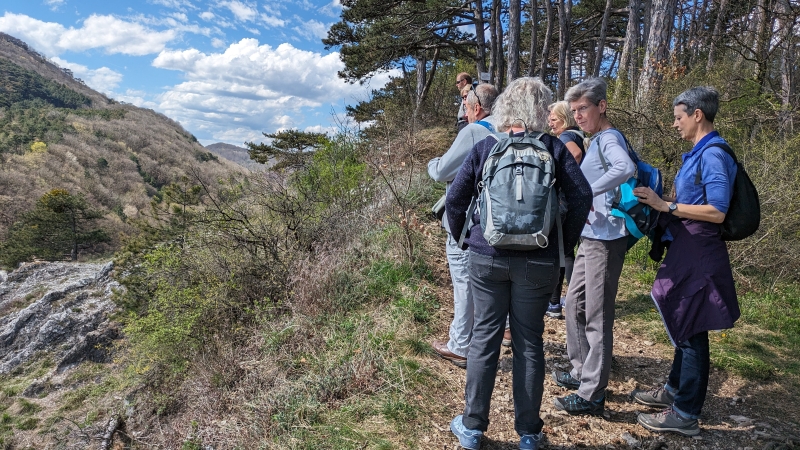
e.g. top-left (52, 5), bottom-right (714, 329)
top-left (0, 261), bottom-right (121, 375)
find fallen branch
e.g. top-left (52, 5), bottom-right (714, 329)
top-left (99, 416), bottom-right (120, 450)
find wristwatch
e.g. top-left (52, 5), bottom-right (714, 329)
top-left (668, 202), bottom-right (677, 214)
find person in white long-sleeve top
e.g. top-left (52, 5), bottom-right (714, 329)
top-left (552, 77), bottom-right (636, 416)
top-left (427, 83), bottom-right (499, 368)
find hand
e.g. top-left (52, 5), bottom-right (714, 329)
top-left (633, 186), bottom-right (669, 212)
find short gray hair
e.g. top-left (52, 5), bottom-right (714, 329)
top-left (492, 77), bottom-right (553, 132)
top-left (466, 83), bottom-right (499, 114)
top-left (565, 77), bottom-right (607, 105)
top-left (673, 86), bottom-right (719, 123)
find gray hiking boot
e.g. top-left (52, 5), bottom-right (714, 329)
top-left (552, 370), bottom-right (580, 390)
top-left (637, 407), bottom-right (700, 436)
top-left (631, 385), bottom-right (674, 408)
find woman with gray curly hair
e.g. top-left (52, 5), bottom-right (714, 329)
top-left (445, 77), bottom-right (593, 450)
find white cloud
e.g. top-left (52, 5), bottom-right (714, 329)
top-left (151, 38), bottom-right (396, 144)
top-left (148, 0), bottom-right (196, 9)
top-left (60, 15), bottom-right (177, 55)
top-left (220, 0), bottom-right (257, 22)
top-left (0, 13), bottom-right (177, 57)
top-left (293, 18), bottom-right (329, 41)
top-left (115, 89), bottom-right (160, 109)
top-left (199, 11), bottom-right (215, 20)
top-left (260, 13), bottom-right (286, 28)
top-left (133, 13), bottom-right (213, 36)
top-left (45, 0), bottom-right (66, 11)
top-left (292, 0), bottom-right (315, 10)
top-left (50, 57), bottom-right (123, 93)
top-left (169, 12), bottom-right (189, 22)
top-left (211, 38), bottom-right (226, 48)
top-left (0, 13), bottom-right (69, 56)
top-left (320, 0), bottom-right (343, 17)
top-left (303, 125), bottom-right (337, 135)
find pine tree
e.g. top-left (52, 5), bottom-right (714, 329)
top-left (1, 189), bottom-right (109, 267)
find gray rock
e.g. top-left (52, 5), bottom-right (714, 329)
top-left (622, 431), bottom-right (641, 448)
top-left (0, 261), bottom-right (121, 374)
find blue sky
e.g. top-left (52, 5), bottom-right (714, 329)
top-left (0, 0), bottom-right (395, 146)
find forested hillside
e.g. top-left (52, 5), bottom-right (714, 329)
top-left (0, 32), bottom-right (244, 267)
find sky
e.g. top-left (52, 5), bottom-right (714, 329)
top-left (0, 0), bottom-right (396, 146)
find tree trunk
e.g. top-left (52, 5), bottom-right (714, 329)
top-left (753, 0), bottom-right (773, 88)
top-left (416, 54), bottom-right (426, 104)
top-left (474, 0), bottom-right (488, 78)
top-left (488, 0), bottom-right (497, 85)
top-left (686, 0), bottom-right (702, 66)
top-left (565, 0), bottom-right (573, 87)
top-left (617, 0), bottom-right (639, 84)
top-left (778, 0), bottom-right (795, 135)
top-left (540, 0), bottom-right (554, 80)
top-left (493, 0), bottom-right (505, 89)
top-left (528, 0), bottom-right (539, 76)
top-left (557, 0), bottom-right (568, 98)
top-left (706, 0), bottom-right (729, 71)
top-left (636, 0), bottom-right (677, 109)
top-left (508, 0), bottom-right (521, 82)
top-left (593, 0), bottom-right (614, 77)
top-left (675, 1), bottom-right (685, 60)
top-left (642, 0), bottom-right (652, 46)
top-left (70, 212), bottom-right (78, 261)
top-left (606, 46), bottom-right (620, 77)
top-left (412, 50), bottom-right (440, 123)
top-left (735, 0), bottom-right (762, 73)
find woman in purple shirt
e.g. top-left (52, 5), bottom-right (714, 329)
top-left (633, 86), bottom-right (740, 437)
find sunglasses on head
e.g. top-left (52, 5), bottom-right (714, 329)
top-left (468, 85), bottom-right (482, 107)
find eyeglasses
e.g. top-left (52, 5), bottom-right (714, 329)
top-left (468, 85), bottom-right (482, 107)
top-left (456, 79), bottom-right (465, 85)
top-left (572, 104), bottom-right (593, 116)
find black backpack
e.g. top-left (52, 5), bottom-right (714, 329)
top-left (694, 143), bottom-right (760, 241)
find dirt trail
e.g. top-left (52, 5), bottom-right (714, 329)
top-left (422, 250), bottom-right (799, 450)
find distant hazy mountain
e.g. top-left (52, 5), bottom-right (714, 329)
top-left (205, 142), bottom-right (271, 170)
top-left (0, 32), bottom-right (245, 256)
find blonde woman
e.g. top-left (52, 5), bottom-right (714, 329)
top-left (548, 100), bottom-right (585, 164)
top-left (545, 101), bottom-right (586, 319)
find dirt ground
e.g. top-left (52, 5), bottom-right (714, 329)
top-left (421, 252), bottom-right (800, 450)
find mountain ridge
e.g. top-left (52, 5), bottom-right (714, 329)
top-left (0, 32), bottom-right (246, 265)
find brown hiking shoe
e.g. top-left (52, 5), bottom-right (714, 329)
top-left (431, 340), bottom-right (466, 368)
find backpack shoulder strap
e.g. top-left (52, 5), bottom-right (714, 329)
top-left (474, 120), bottom-right (494, 132)
top-left (457, 197), bottom-right (477, 249)
top-left (694, 142), bottom-right (737, 186)
top-left (562, 129), bottom-right (584, 138)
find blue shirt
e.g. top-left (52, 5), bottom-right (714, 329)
top-left (674, 131), bottom-right (737, 214)
top-left (558, 127), bottom-right (586, 161)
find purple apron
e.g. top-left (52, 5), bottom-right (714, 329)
top-left (651, 216), bottom-right (740, 345)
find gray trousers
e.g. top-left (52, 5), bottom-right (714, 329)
top-left (446, 233), bottom-right (473, 358)
top-left (565, 236), bottom-right (627, 402)
top-left (462, 251), bottom-right (557, 436)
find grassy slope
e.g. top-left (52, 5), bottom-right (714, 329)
top-left (1, 199), bottom-right (799, 449)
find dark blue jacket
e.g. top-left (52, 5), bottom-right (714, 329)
top-left (651, 216), bottom-right (740, 345)
top-left (445, 132), bottom-right (592, 259)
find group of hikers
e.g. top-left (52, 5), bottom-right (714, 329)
top-left (427, 73), bottom-right (742, 450)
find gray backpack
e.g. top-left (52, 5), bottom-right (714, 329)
top-left (458, 132), bottom-right (562, 256)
